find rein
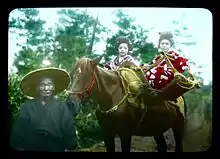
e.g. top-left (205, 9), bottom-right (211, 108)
top-left (69, 72), bottom-right (96, 100)
top-left (69, 65), bottom-right (127, 114)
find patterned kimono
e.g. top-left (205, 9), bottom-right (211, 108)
top-left (104, 55), bottom-right (137, 70)
top-left (142, 50), bottom-right (189, 90)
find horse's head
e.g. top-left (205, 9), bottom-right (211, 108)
top-left (68, 55), bottom-right (104, 101)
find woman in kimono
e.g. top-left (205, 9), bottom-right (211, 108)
top-left (141, 31), bottom-right (190, 90)
top-left (10, 67), bottom-right (81, 152)
top-left (104, 37), bottom-right (138, 70)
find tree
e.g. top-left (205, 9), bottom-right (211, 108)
top-left (9, 8), bottom-right (53, 76)
top-left (51, 9), bottom-right (109, 71)
top-left (9, 8), bottom-right (46, 47)
top-left (13, 47), bottom-right (45, 75)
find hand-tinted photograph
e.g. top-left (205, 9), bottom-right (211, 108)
top-left (8, 7), bottom-right (212, 152)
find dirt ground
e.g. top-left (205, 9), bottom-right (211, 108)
top-left (80, 129), bottom-right (176, 152)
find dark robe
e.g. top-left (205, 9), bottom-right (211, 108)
top-left (10, 98), bottom-right (80, 152)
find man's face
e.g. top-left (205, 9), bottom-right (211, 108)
top-left (37, 77), bottom-right (55, 98)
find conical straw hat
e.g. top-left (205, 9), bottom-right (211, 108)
top-left (20, 67), bottom-right (70, 98)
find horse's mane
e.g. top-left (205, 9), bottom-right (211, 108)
top-left (70, 57), bottom-right (90, 76)
top-left (76, 57), bottom-right (91, 71)
top-left (97, 65), bottom-right (119, 78)
top-left (72, 57), bottom-right (118, 78)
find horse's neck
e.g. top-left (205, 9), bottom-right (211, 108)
top-left (93, 66), bottom-right (124, 110)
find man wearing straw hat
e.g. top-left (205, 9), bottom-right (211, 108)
top-left (10, 67), bottom-right (80, 152)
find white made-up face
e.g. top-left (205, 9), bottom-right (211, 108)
top-left (159, 39), bottom-right (172, 53)
top-left (37, 77), bottom-right (55, 98)
top-left (118, 43), bottom-right (129, 57)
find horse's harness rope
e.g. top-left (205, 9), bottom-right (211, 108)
top-left (69, 73), bottom-right (96, 100)
top-left (99, 72), bottom-right (129, 114)
top-left (70, 67), bottom-right (128, 114)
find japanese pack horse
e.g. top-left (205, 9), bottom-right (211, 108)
top-left (68, 55), bottom-right (187, 152)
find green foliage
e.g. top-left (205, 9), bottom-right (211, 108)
top-left (112, 9), bottom-right (135, 30)
top-left (9, 8), bottom-right (46, 46)
top-left (74, 98), bottom-right (102, 147)
top-left (9, 8), bottom-right (52, 75)
top-left (50, 9), bottom-right (109, 71)
top-left (183, 83), bottom-right (212, 150)
top-left (138, 42), bottom-right (158, 64)
top-left (184, 83), bottom-right (212, 118)
top-left (52, 36), bottom-right (86, 70)
top-left (8, 73), bottom-right (27, 123)
top-left (13, 47), bottom-right (45, 76)
top-left (105, 9), bottom-right (158, 64)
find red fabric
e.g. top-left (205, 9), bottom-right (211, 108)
top-left (143, 51), bottom-right (188, 90)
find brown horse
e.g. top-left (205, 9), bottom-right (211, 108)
top-left (68, 56), bottom-right (186, 152)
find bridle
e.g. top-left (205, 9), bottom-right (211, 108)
top-left (67, 57), bottom-right (127, 114)
top-left (68, 67), bottom-right (96, 101)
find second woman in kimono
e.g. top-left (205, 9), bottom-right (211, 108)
top-left (104, 37), bottom-right (138, 70)
top-left (141, 31), bottom-right (191, 90)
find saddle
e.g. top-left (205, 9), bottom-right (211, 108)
top-left (117, 61), bottom-right (188, 114)
top-left (117, 61), bottom-right (186, 128)
top-left (117, 61), bottom-right (158, 109)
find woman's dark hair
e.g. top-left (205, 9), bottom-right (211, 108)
top-left (115, 36), bottom-right (133, 51)
top-left (158, 31), bottom-right (175, 47)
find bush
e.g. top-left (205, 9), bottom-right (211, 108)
top-left (74, 98), bottom-right (102, 148)
top-left (183, 84), bottom-right (212, 151)
top-left (8, 73), bottom-right (28, 124)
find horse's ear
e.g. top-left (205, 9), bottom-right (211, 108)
top-left (91, 54), bottom-right (105, 66)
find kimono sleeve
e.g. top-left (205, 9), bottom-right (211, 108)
top-left (125, 55), bottom-right (140, 66)
top-left (169, 51), bottom-right (189, 73)
top-left (104, 61), bottom-right (113, 70)
top-left (125, 55), bottom-right (134, 61)
top-left (10, 101), bottom-right (31, 150)
top-left (60, 102), bottom-right (78, 150)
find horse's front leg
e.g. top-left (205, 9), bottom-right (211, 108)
top-left (154, 134), bottom-right (167, 152)
top-left (95, 111), bottom-right (116, 152)
top-left (103, 134), bottom-right (116, 152)
top-left (99, 125), bottom-right (116, 152)
top-left (120, 135), bottom-right (132, 152)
